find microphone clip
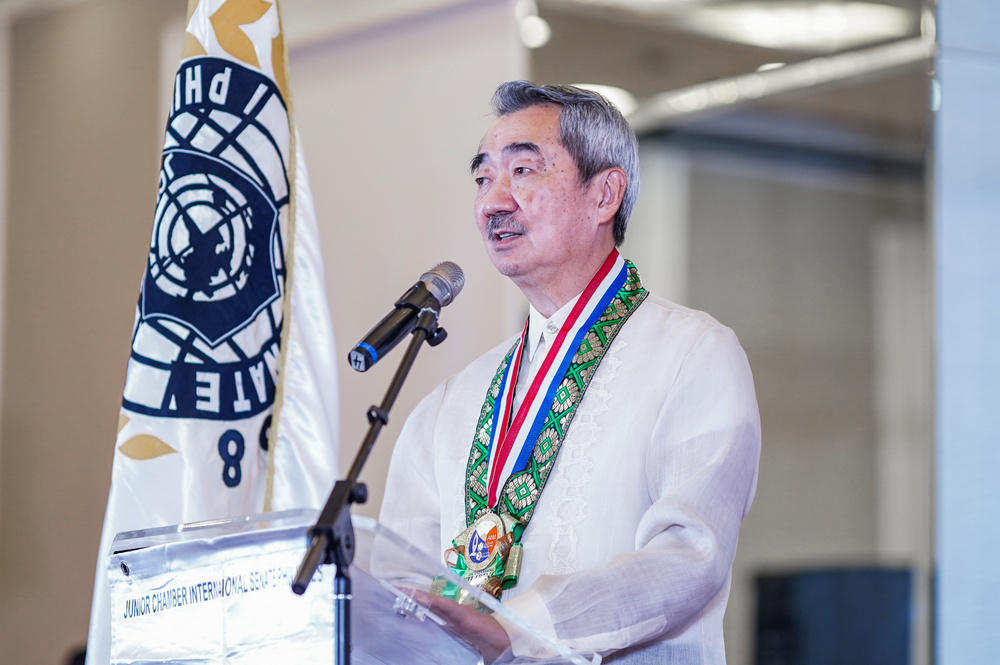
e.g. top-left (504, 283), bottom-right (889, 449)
top-left (411, 305), bottom-right (448, 347)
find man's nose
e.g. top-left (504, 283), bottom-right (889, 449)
top-left (480, 176), bottom-right (517, 216)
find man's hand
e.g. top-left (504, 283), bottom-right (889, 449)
top-left (414, 591), bottom-right (513, 663)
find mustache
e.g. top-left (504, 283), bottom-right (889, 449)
top-left (485, 213), bottom-right (526, 238)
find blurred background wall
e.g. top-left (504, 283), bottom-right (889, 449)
top-left (1, 0), bottom-right (993, 664)
top-left (0, 4), bottom-right (187, 664)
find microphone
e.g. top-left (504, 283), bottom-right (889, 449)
top-left (348, 261), bottom-right (465, 372)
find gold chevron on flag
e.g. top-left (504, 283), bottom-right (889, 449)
top-left (210, 0), bottom-right (271, 68)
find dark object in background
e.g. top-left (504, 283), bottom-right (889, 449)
top-left (756, 568), bottom-right (912, 665)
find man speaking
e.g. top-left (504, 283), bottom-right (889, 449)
top-left (379, 80), bottom-right (761, 664)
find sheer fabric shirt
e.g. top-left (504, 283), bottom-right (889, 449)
top-left (379, 292), bottom-right (761, 664)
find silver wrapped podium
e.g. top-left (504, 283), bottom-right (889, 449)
top-left (107, 509), bottom-right (599, 664)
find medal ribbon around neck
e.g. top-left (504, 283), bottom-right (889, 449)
top-left (441, 251), bottom-right (647, 606)
top-left (485, 251), bottom-right (624, 508)
top-left (466, 250), bottom-right (649, 526)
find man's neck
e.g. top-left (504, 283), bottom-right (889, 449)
top-left (519, 287), bottom-right (572, 319)
top-left (515, 248), bottom-right (617, 318)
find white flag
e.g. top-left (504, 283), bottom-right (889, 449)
top-left (85, 1), bottom-right (339, 661)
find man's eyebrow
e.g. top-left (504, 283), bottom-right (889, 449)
top-left (470, 152), bottom-right (486, 174)
top-left (470, 142), bottom-right (543, 174)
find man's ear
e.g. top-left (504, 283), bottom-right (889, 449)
top-left (595, 168), bottom-right (627, 224)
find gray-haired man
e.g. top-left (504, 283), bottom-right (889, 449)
top-left (380, 81), bottom-right (760, 664)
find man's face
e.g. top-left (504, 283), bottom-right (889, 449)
top-left (472, 105), bottom-right (605, 293)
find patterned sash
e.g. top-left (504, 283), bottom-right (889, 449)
top-left (433, 252), bottom-right (647, 606)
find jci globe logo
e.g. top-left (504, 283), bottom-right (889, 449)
top-left (124, 57), bottom-right (288, 421)
top-left (144, 150), bottom-right (278, 347)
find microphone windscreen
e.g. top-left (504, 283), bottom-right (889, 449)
top-left (421, 261), bottom-right (465, 307)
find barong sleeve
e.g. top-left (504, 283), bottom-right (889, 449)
top-left (501, 324), bottom-right (761, 656)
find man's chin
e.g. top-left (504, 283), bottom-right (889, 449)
top-left (487, 256), bottom-right (525, 279)
top-left (482, 245), bottom-right (517, 274)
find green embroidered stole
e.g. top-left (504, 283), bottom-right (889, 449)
top-left (434, 258), bottom-right (647, 605)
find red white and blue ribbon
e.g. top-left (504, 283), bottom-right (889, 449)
top-left (484, 250), bottom-right (628, 507)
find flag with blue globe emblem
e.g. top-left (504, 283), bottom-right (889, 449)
top-left (86, 1), bottom-right (339, 662)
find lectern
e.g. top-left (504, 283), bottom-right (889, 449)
top-left (107, 509), bottom-right (599, 664)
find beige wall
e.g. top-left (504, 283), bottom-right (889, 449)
top-left (0, 2), bottom-right (186, 662)
top-left (0, 13), bottom-right (9, 480)
top-left (289, 0), bottom-right (525, 519)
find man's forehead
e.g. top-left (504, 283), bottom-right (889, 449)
top-left (484, 105), bottom-right (560, 145)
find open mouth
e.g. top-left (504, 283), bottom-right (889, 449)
top-left (486, 215), bottom-right (525, 243)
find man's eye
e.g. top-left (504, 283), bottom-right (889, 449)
top-left (475, 176), bottom-right (489, 186)
top-left (513, 166), bottom-right (530, 175)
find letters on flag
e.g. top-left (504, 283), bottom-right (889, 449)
top-left (86, 1), bottom-right (339, 662)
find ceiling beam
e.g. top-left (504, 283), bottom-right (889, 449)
top-left (628, 36), bottom-right (936, 131)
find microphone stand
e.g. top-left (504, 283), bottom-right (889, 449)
top-left (292, 306), bottom-right (448, 665)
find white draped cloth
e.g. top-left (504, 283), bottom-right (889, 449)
top-left (379, 292), bottom-right (761, 664)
